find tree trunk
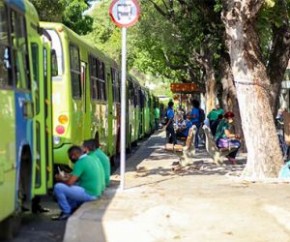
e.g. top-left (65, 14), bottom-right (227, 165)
top-left (220, 55), bottom-right (245, 151)
top-left (222, 0), bottom-right (283, 178)
top-left (268, 21), bottom-right (290, 116)
top-left (205, 65), bottom-right (216, 114)
top-left (203, 50), bottom-right (217, 114)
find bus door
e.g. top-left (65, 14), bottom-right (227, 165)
top-left (69, 45), bottom-right (84, 146)
top-left (107, 69), bottom-right (114, 156)
top-left (31, 41), bottom-right (48, 196)
top-left (43, 43), bottom-right (53, 189)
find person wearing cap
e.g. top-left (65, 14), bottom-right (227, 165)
top-left (165, 100), bottom-right (177, 144)
top-left (214, 111), bottom-right (241, 164)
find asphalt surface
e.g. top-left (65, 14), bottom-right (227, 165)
top-left (2, 196), bottom-right (66, 242)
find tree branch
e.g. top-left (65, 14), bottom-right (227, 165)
top-left (147, 0), bottom-right (167, 17)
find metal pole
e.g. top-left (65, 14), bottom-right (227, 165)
top-left (120, 27), bottom-right (127, 191)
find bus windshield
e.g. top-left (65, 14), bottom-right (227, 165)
top-left (46, 29), bottom-right (63, 80)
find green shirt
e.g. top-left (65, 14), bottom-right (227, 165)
top-left (87, 152), bottom-right (106, 194)
top-left (154, 107), bottom-right (160, 119)
top-left (94, 148), bottom-right (111, 186)
top-left (214, 119), bottom-right (229, 141)
top-left (207, 108), bottom-right (224, 121)
top-left (71, 154), bottom-right (99, 196)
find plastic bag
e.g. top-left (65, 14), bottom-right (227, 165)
top-left (278, 161), bottom-right (290, 178)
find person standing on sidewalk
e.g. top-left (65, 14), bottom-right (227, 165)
top-left (52, 145), bottom-right (99, 220)
top-left (165, 100), bottom-right (177, 144)
top-left (190, 99), bottom-right (201, 148)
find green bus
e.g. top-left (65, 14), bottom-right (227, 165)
top-left (40, 22), bottom-right (121, 168)
top-left (0, 0), bottom-right (53, 238)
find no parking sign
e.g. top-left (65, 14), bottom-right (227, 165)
top-left (109, 0), bottom-right (140, 28)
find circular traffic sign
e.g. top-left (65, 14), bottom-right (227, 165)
top-left (109, 0), bottom-right (140, 28)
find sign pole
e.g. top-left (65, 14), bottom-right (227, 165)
top-left (120, 27), bottom-right (127, 191)
top-left (109, 0), bottom-right (140, 191)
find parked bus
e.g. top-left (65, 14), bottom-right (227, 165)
top-left (40, 22), bottom-right (157, 170)
top-left (40, 22), bottom-right (122, 168)
top-left (0, 0), bottom-right (53, 238)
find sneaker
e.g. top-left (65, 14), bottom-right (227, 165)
top-left (51, 213), bottom-right (70, 221)
top-left (32, 205), bottom-right (50, 214)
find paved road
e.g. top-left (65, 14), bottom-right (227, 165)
top-left (2, 196), bottom-right (66, 242)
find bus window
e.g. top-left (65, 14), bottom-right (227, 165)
top-left (89, 55), bottom-right (98, 99)
top-left (45, 29), bottom-right (63, 79)
top-left (69, 44), bottom-right (81, 99)
top-left (0, 3), bottom-right (12, 87)
top-left (31, 43), bottom-right (40, 114)
top-left (10, 10), bottom-right (30, 90)
top-left (111, 68), bottom-right (120, 102)
top-left (97, 60), bottom-right (106, 101)
top-left (51, 49), bottom-right (58, 77)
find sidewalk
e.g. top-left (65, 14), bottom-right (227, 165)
top-left (64, 130), bottom-right (290, 242)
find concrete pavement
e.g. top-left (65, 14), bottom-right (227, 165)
top-left (63, 130), bottom-right (290, 242)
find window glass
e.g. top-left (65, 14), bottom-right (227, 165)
top-left (139, 89), bottom-right (145, 108)
top-left (31, 43), bottom-right (40, 114)
top-left (46, 30), bottom-right (63, 78)
top-left (11, 10), bottom-right (29, 89)
top-left (96, 60), bottom-right (106, 100)
top-left (0, 3), bottom-right (12, 87)
top-left (89, 55), bottom-right (98, 99)
top-left (69, 44), bottom-right (81, 98)
top-left (111, 68), bottom-right (120, 102)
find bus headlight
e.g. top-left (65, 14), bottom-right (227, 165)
top-left (53, 136), bottom-right (61, 145)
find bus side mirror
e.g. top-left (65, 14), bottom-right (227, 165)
top-left (51, 49), bottom-right (58, 77)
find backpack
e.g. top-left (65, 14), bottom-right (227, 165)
top-left (199, 108), bottom-right (205, 123)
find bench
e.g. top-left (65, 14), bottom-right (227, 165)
top-left (202, 125), bottom-right (237, 165)
top-left (165, 125), bottom-right (197, 165)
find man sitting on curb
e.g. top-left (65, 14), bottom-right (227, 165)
top-left (52, 145), bottom-right (99, 221)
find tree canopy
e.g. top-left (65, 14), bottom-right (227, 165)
top-left (30, 0), bottom-right (93, 35)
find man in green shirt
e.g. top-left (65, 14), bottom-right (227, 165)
top-left (207, 104), bottom-right (224, 134)
top-left (82, 139), bottom-right (106, 191)
top-left (94, 134), bottom-right (111, 187)
top-left (52, 146), bottom-right (98, 220)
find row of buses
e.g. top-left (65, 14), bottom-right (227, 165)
top-left (0, 0), bottom-right (157, 237)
